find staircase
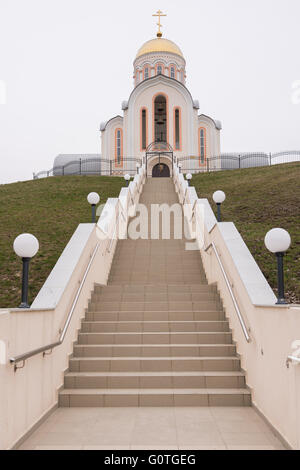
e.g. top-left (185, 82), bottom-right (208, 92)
top-left (59, 178), bottom-right (251, 407)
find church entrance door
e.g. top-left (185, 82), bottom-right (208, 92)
top-left (145, 142), bottom-right (174, 178)
top-left (152, 163), bottom-right (170, 177)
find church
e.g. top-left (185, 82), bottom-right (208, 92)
top-left (99, 11), bottom-right (222, 177)
top-left (52, 11), bottom-right (222, 178)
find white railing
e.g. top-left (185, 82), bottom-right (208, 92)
top-left (286, 356), bottom-right (300, 367)
top-left (204, 242), bottom-right (250, 343)
top-left (173, 160), bottom-right (300, 449)
top-left (9, 164), bottom-right (146, 371)
top-left (173, 162), bottom-right (250, 342)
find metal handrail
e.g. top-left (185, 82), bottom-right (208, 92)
top-left (107, 215), bottom-right (119, 254)
top-left (204, 242), bottom-right (251, 343)
top-left (10, 243), bottom-right (100, 371)
top-left (286, 355), bottom-right (300, 367)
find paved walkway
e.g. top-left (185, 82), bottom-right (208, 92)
top-left (18, 406), bottom-right (285, 450)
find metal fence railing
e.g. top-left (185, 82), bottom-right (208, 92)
top-left (176, 151), bottom-right (300, 173)
top-left (33, 157), bottom-right (143, 179)
top-left (33, 151), bottom-right (300, 179)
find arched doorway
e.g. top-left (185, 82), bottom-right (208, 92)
top-left (146, 142), bottom-right (174, 178)
top-left (154, 95), bottom-right (167, 142)
top-left (152, 163), bottom-right (170, 178)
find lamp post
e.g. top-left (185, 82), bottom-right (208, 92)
top-left (124, 174), bottom-right (130, 187)
top-left (13, 234), bottom-right (39, 309)
top-left (87, 192), bottom-right (100, 223)
top-left (264, 228), bottom-right (291, 305)
top-left (178, 163), bottom-right (182, 174)
top-left (213, 190), bottom-right (226, 222)
top-left (186, 173), bottom-right (192, 186)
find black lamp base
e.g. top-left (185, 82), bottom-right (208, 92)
top-left (276, 298), bottom-right (288, 305)
top-left (19, 302), bottom-right (30, 309)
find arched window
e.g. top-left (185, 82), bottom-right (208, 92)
top-left (144, 67), bottom-right (149, 80)
top-left (180, 70), bottom-right (184, 83)
top-left (115, 128), bottom-right (123, 166)
top-left (170, 66), bottom-right (175, 79)
top-left (199, 127), bottom-right (206, 165)
top-left (156, 63), bottom-right (164, 75)
top-left (154, 94), bottom-right (168, 143)
top-left (174, 108), bottom-right (181, 150)
top-left (141, 108), bottom-right (148, 150)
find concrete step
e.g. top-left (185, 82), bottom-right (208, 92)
top-left (85, 311), bottom-right (226, 322)
top-left (59, 387), bottom-right (251, 407)
top-left (78, 331), bottom-right (232, 344)
top-left (108, 273), bottom-right (206, 279)
top-left (111, 262), bottom-right (204, 269)
top-left (59, 178), bottom-right (251, 409)
top-left (81, 320), bottom-right (230, 333)
top-left (88, 301), bottom-right (222, 312)
top-left (64, 371), bottom-right (246, 389)
top-left (94, 284), bottom-right (217, 294)
top-left (73, 344), bottom-right (236, 357)
top-left (108, 280), bottom-right (208, 286)
top-left (91, 292), bottom-right (218, 302)
top-left (109, 266), bottom-right (205, 273)
top-left (69, 356), bottom-right (241, 372)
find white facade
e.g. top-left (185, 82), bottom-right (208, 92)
top-left (100, 35), bottom-right (222, 176)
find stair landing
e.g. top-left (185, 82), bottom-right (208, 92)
top-left (18, 406), bottom-right (285, 450)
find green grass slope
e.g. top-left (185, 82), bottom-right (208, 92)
top-left (0, 164), bottom-right (299, 308)
top-left (0, 176), bottom-right (124, 307)
top-left (191, 163), bottom-right (300, 303)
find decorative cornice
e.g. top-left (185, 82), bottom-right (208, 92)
top-left (128, 73), bottom-right (194, 107)
top-left (198, 114), bottom-right (222, 130)
top-left (100, 115), bottom-right (123, 132)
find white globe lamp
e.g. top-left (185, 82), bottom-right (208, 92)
top-left (213, 191), bottom-right (226, 222)
top-left (124, 174), bottom-right (131, 186)
top-left (87, 192), bottom-right (100, 223)
top-left (13, 234), bottom-right (39, 259)
top-left (186, 173), bottom-right (192, 186)
top-left (264, 228), bottom-right (291, 254)
top-left (265, 228), bottom-right (291, 305)
top-left (13, 234), bottom-right (39, 309)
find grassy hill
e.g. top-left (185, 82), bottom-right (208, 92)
top-left (191, 163), bottom-right (300, 303)
top-left (0, 164), bottom-right (299, 308)
top-left (0, 176), bottom-right (124, 308)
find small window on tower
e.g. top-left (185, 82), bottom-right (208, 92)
top-left (144, 67), bottom-right (149, 79)
top-left (157, 65), bottom-right (162, 75)
top-left (199, 128), bottom-right (206, 164)
top-left (117, 130), bottom-right (121, 164)
top-left (175, 108), bottom-right (181, 150)
top-left (115, 128), bottom-right (123, 166)
top-left (141, 109), bottom-right (147, 150)
top-left (170, 67), bottom-right (175, 79)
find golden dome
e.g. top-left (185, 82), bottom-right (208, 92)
top-left (136, 38), bottom-right (184, 59)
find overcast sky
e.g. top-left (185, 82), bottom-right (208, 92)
top-left (0, 0), bottom-right (299, 184)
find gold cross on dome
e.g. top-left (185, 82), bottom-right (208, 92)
top-left (152, 9), bottom-right (167, 37)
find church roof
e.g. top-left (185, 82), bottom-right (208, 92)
top-left (136, 37), bottom-right (184, 59)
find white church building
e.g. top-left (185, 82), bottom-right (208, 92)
top-left (100, 16), bottom-right (222, 177)
top-left (52, 13), bottom-right (222, 178)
